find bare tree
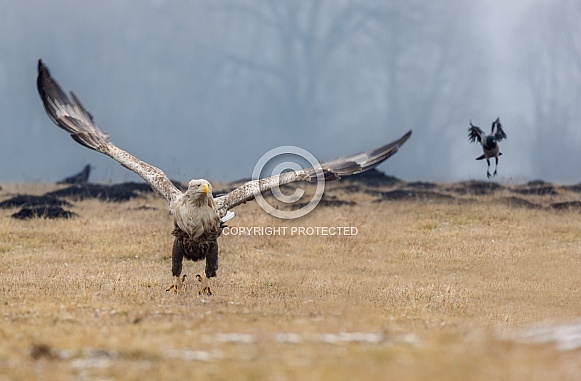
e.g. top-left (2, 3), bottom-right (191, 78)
top-left (204, 1), bottom-right (388, 139)
top-left (519, 0), bottom-right (581, 180)
top-left (203, 0), bottom-right (484, 179)
top-left (365, 1), bottom-right (483, 170)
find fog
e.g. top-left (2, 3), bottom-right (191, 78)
top-left (1, 0), bottom-right (579, 184)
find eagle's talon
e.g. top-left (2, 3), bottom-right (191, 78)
top-left (166, 275), bottom-right (187, 294)
top-left (196, 274), bottom-right (213, 296)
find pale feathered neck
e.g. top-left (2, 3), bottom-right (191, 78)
top-left (188, 191), bottom-right (211, 207)
top-left (170, 192), bottom-right (220, 238)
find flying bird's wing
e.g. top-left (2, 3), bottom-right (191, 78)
top-left (214, 130), bottom-right (412, 216)
top-left (37, 60), bottom-right (182, 204)
top-left (468, 121), bottom-right (486, 144)
top-left (491, 117), bottom-right (507, 141)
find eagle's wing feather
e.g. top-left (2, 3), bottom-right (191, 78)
top-left (214, 130), bottom-right (412, 216)
top-left (37, 60), bottom-right (182, 204)
top-left (317, 130), bottom-right (412, 177)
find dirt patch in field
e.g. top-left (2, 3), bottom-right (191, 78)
top-left (46, 182), bottom-right (155, 202)
top-left (45, 180), bottom-right (186, 202)
top-left (551, 201), bottom-right (581, 211)
top-left (1, 194), bottom-right (76, 219)
top-left (498, 197), bottom-right (543, 209)
top-left (562, 183), bottom-right (581, 193)
top-left (0, 194), bottom-right (72, 209)
top-left (11, 205), bottom-right (77, 219)
top-left (512, 181), bottom-right (558, 196)
top-left (446, 180), bottom-right (504, 195)
top-left (405, 181), bottom-right (438, 190)
top-left (344, 169), bottom-right (403, 187)
top-left (370, 189), bottom-right (457, 202)
top-left (294, 194), bottom-right (356, 209)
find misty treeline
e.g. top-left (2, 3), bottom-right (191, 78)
top-left (0, 0), bottom-right (579, 182)
top-left (518, 0), bottom-right (581, 178)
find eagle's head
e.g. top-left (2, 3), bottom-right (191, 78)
top-left (186, 179), bottom-right (213, 204)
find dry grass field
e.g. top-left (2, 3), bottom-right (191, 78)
top-left (0, 181), bottom-right (580, 380)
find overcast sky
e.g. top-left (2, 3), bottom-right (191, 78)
top-left (1, 0), bottom-right (579, 185)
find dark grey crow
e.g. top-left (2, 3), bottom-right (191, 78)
top-left (468, 117), bottom-right (507, 178)
top-left (56, 164), bottom-right (93, 185)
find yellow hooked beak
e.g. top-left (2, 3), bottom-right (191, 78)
top-left (200, 183), bottom-right (209, 195)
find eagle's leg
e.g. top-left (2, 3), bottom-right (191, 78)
top-left (486, 158), bottom-right (491, 179)
top-left (197, 240), bottom-right (218, 296)
top-left (493, 157), bottom-right (498, 177)
top-left (166, 237), bottom-right (186, 293)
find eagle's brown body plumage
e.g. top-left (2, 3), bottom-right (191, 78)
top-left (171, 227), bottom-right (220, 279)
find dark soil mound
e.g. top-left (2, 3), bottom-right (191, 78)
top-left (335, 184), bottom-right (364, 194)
top-left (46, 180), bottom-right (186, 202)
top-left (370, 189), bottom-right (456, 202)
top-left (344, 169), bottom-right (403, 187)
top-left (512, 184), bottom-right (558, 196)
top-left (11, 206), bottom-right (77, 219)
top-left (170, 180), bottom-right (187, 191)
top-left (563, 184), bottom-right (581, 193)
top-left (498, 197), bottom-right (542, 209)
top-left (293, 194), bottom-right (356, 209)
top-left (131, 205), bottom-right (158, 211)
top-left (551, 201), bottom-right (581, 211)
top-left (526, 180), bottom-right (550, 186)
top-left (319, 197), bottom-right (356, 207)
top-left (447, 181), bottom-right (503, 195)
top-left (46, 182), bottom-right (154, 202)
top-left (0, 195), bottom-right (71, 209)
top-left (405, 181), bottom-right (438, 190)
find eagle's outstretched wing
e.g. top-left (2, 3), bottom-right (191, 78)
top-left (37, 60), bottom-right (182, 204)
top-left (214, 130), bottom-right (412, 216)
top-left (468, 121), bottom-right (486, 144)
top-left (491, 117), bottom-right (507, 141)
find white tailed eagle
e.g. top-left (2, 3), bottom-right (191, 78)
top-left (468, 118), bottom-right (507, 178)
top-left (37, 60), bottom-right (412, 295)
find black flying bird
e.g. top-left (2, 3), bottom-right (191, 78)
top-left (468, 117), bottom-right (507, 178)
